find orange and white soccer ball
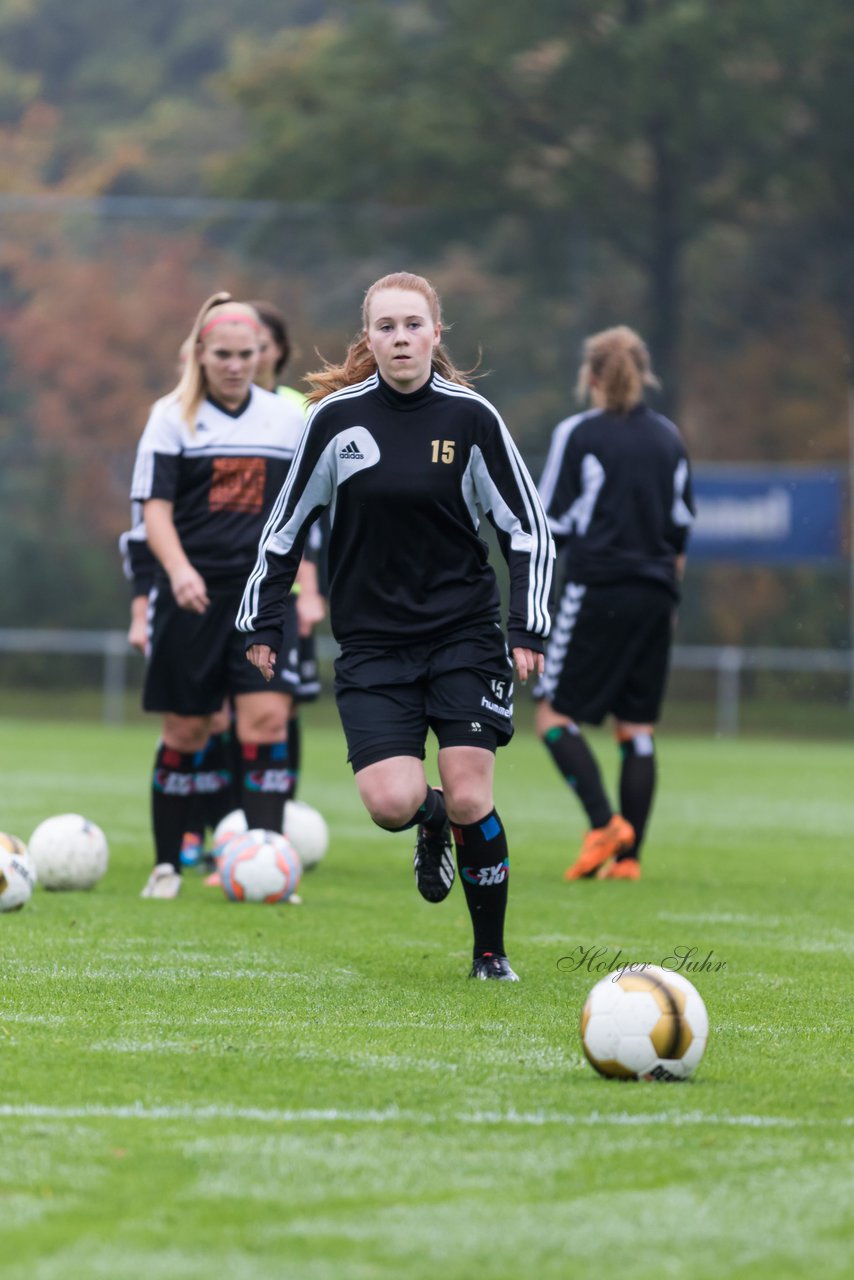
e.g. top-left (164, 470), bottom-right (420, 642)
top-left (219, 829), bottom-right (302, 903)
top-left (0, 833), bottom-right (37, 912)
top-left (580, 965), bottom-right (709, 1081)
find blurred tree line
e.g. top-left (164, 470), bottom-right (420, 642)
top-left (0, 0), bottom-right (852, 654)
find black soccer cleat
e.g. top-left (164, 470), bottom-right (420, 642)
top-left (469, 952), bottom-right (520, 982)
top-left (413, 818), bottom-right (455, 903)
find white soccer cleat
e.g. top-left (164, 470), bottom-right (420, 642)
top-left (140, 863), bottom-right (182, 899)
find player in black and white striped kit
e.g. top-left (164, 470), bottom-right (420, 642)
top-left (238, 272), bottom-right (554, 980)
top-left (130, 294), bottom-right (320, 898)
top-left (535, 326), bottom-right (694, 882)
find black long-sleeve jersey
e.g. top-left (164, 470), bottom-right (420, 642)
top-left (238, 371), bottom-right (554, 651)
top-left (537, 403), bottom-right (694, 599)
top-left (130, 386), bottom-right (305, 586)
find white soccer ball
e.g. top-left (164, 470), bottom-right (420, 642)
top-left (219, 829), bottom-right (302, 903)
top-left (0, 833), bottom-right (37, 912)
top-left (211, 809), bottom-right (248, 864)
top-left (28, 814), bottom-right (109, 891)
top-left (580, 965), bottom-right (709, 1081)
top-left (283, 800), bottom-right (329, 871)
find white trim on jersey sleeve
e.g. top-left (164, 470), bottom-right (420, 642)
top-left (130, 398), bottom-right (183, 500)
top-left (434, 375), bottom-right (553, 638)
top-left (537, 411), bottom-right (596, 513)
top-left (552, 453), bottom-right (605, 538)
top-left (238, 430), bottom-right (343, 634)
top-left (672, 458), bottom-right (694, 527)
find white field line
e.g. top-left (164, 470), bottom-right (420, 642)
top-left (0, 1103), bottom-right (850, 1128)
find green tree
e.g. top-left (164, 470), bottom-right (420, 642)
top-left (217, 0), bottom-right (786, 414)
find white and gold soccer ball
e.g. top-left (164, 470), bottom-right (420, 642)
top-left (283, 800), bottom-right (329, 872)
top-left (580, 965), bottom-right (709, 1081)
top-left (28, 814), bottom-right (109, 891)
top-left (0, 832), bottom-right (37, 912)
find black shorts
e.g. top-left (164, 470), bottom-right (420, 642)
top-left (334, 622), bottom-right (515, 772)
top-left (143, 582), bottom-right (300, 716)
top-left (537, 581), bottom-right (675, 726)
top-left (294, 631), bottom-right (322, 703)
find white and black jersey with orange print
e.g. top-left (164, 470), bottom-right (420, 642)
top-left (537, 402), bottom-right (694, 600)
top-left (130, 386), bottom-right (306, 585)
top-left (238, 371), bottom-right (554, 651)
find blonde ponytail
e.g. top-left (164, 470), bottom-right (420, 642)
top-left (576, 325), bottom-right (660, 414)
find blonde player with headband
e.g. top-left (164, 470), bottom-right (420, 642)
top-left (130, 293), bottom-right (313, 898)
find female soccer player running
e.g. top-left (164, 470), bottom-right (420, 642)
top-left (535, 326), bottom-right (695, 881)
top-left (130, 294), bottom-right (318, 898)
top-left (238, 272), bottom-right (554, 979)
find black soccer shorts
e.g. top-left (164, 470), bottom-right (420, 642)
top-left (294, 631), bottom-right (322, 703)
top-left (537, 579), bottom-right (675, 726)
top-left (334, 621), bottom-right (515, 772)
top-left (143, 581), bottom-right (300, 715)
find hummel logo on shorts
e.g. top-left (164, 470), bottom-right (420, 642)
top-left (339, 440), bottom-right (364, 460)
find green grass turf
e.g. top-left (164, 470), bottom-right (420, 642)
top-left (1, 713), bottom-right (852, 1279)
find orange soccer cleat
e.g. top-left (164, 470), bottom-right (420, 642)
top-left (564, 815), bottom-right (635, 881)
top-left (595, 857), bottom-right (642, 881)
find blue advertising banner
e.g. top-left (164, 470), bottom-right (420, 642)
top-left (689, 467), bottom-right (845, 564)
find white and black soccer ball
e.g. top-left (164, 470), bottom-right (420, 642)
top-left (219, 829), bottom-right (302, 903)
top-left (580, 965), bottom-right (709, 1081)
top-left (28, 814), bottom-right (109, 891)
top-left (0, 833), bottom-right (37, 912)
top-left (283, 800), bottom-right (329, 872)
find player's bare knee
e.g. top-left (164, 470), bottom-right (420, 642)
top-left (162, 714), bottom-right (209, 754)
top-left (443, 783), bottom-right (493, 827)
top-left (535, 700), bottom-right (573, 739)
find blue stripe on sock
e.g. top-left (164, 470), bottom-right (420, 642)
top-left (480, 814), bottom-right (502, 841)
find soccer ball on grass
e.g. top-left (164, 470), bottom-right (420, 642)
top-left (219, 829), bottom-right (302, 903)
top-left (28, 814), bottom-right (109, 891)
top-left (0, 833), bottom-right (37, 912)
top-left (580, 965), bottom-right (708, 1081)
top-left (284, 800), bottom-right (328, 871)
top-left (212, 802), bottom-right (328, 872)
top-left (211, 809), bottom-right (248, 863)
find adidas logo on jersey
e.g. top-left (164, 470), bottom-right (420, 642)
top-left (339, 440), bottom-right (364, 460)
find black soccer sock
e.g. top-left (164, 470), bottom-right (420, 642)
top-left (287, 714), bottom-right (302, 800)
top-left (385, 787), bottom-right (447, 833)
top-left (151, 743), bottom-right (205, 871)
top-left (197, 730), bottom-right (239, 830)
top-left (240, 741), bottom-right (293, 831)
top-left (452, 809), bottom-right (509, 959)
top-left (618, 733), bottom-right (656, 861)
top-left (542, 725), bottom-right (612, 829)
top-left (227, 725), bottom-right (244, 806)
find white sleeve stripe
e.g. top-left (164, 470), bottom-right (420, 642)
top-left (237, 387), bottom-right (376, 632)
top-left (237, 423), bottom-right (316, 632)
top-left (130, 449), bottom-right (156, 500)
top-left (537, 412), bottom-right (592, 511)
top-left (433, 377), bottom-right (553, 636)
